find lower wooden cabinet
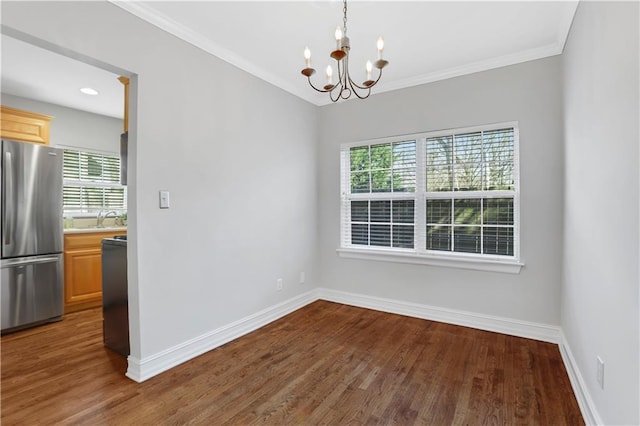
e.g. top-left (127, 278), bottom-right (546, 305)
top-left (64, 231), bottom-right (125, 314)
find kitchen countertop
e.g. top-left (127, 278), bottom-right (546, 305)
top-left (64, 227), bottom-right (127, 234)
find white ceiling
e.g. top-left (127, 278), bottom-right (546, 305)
top-left (1, 1), bottom-right (578, 117)
top-left (1, 34), bottom-right (124, 119)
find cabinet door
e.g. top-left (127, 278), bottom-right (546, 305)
top-left (63, 231), bottom-right (126, 314)
top-left (64, 248), bottom-right (103, 312)
top-left (1, 106), bottom-right (53, 145)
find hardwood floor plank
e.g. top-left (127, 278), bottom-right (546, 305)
top-left (1, 301), bottom-right (584, 425)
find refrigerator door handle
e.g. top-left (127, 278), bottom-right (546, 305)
top-left (3, 151), bottom-right (12, 246)
top-left (1, 256), bottom-right (60, 268)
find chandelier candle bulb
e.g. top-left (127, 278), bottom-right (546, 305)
top-left (377, 36), bottom-right (384, 60)
top-left (326, 65), bottom-right (333, 84)
top-left (366, 60), bottom-right (373, 81)
top-left (304, 46), bottom-right (311, 68)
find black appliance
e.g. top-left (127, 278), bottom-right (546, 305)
top-left (101, 235), bottom-right (129, 356)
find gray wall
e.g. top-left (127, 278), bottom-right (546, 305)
top-left (318, 57), bottom-right (564, 325)
top-left (2, 1), bottom-right (318, 360)
top-left (1, 93), bottom-right (122, 153)
top-left (562, 2), bottom-right (639, 424)
top-left (5, 4), bottom-right (638, 422)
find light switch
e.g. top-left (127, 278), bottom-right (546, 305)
top-left (159, 190), bottom-right (170, 209)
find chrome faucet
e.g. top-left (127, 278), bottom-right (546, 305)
top-left (97, 210), bottom-right (118, 228)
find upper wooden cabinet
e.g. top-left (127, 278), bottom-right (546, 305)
top-left (0, 106), bottom-right (53, 145)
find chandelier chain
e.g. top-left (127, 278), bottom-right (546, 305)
top-left (343, 0), bottom-right (348, 36)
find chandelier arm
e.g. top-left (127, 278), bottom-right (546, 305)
top-left (347, 74), bottom-right (374, 91)
top-left (347, 66), bottom-right (385, 92)
top-left (344, 69), bottom-right (372, 99)
top-left (369, 67), bottom-right (385, 86)
top-left (306, 76), bottom-right (342, 103)
top-left (336, 57), bottom-right (345, 86)
top-left (353, 90), bottom-right (372, 100)
top-left (330, 88), bottom-right (342, 102)
top-left (336, 56), bottom-right (349, 100)
top-left (330, 61), bottom-right (343, 101)
top-left (346, 77), bottom-right (371, 99)
top-left (306, 77), bottom-right (333, 93)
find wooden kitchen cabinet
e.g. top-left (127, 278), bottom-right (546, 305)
top-left (64, 231), bottom-right (125, 314)
top-left (1, 105), bottom-right (53, 145)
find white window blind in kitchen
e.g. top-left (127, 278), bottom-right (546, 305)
top-left (62, 148), bottom-right (126, 215)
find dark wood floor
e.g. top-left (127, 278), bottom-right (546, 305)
top-left (1, 300), bottom-right (583, 425)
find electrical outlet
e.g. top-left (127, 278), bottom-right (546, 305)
top-left (277, 278), bottom-right (283, 291)
top-left (299, 271), bottom-right (305, 285)
top-left (596, 356), bottom-right (604, 389)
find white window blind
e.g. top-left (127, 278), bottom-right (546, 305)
top-left (63, 149), bottom-right (126, 215)
top-left (340, 123), bottom-right (520, 264)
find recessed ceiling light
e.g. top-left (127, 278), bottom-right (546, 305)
top-left (80, 87), bottom-right (99, 96)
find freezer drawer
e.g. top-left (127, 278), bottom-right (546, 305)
top-left (1, 254), bottom-right (63, 332)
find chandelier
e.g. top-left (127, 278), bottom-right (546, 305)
top-left (301, 0), bottom-right (388, 102)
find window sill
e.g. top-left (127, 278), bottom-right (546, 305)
top-left (336, 247), bottom-right (524, 274)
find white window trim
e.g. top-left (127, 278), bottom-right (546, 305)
top-left (336, 247), bottom-right (524, 274)
top-left (339, 121), bottom-right (523, 274)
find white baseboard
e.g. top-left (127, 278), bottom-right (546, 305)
top-left (317, 288), bottom-right (601, 424)
top-left (125, 287), bottom-right (598, 425)
top-left (316, 287), bottom-right (561, 343)
top-left (128, 286), bottom-right (597, 423)
top-left (558, 331), bottom-right (603, 426)
top-left (126, 290), bottom-right (319, 383)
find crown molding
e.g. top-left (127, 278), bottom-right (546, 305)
top-left (109, 1), bottom-right (577, 108)
top-left (108, 1), bottom-right (314, 104)
top-left (336, 42), bottom-right (564, 107)
top-left (556, 0), bottom-right (580, 53)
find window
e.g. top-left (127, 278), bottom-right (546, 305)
top-left (339, 123), bottom-right (521, 273)
top-left (62, 148), bottom-right (126, 216)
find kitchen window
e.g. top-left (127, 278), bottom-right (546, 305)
top-left (62, 148), bottom-right (126, 216)
top-left (339, 123), bottom-right (522, 273)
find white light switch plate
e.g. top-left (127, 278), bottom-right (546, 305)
top-left (159, 190), bottom-right (170, 209)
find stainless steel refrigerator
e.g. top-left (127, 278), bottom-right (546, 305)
top-left (1, 139), bottom-right (64, 333)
